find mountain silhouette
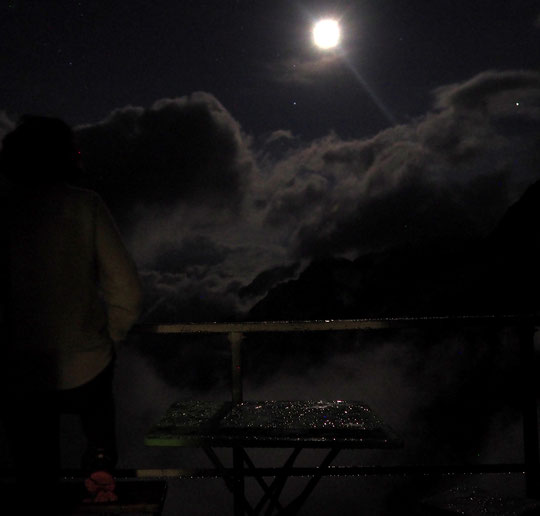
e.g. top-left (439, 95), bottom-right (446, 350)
top-left (246, 178), bottom-right (540, 321)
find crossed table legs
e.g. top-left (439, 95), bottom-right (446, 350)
top-left (203, 445), bottom-right (341, 516)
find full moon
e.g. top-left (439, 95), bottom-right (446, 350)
top-left (313, 19), bottom-right (340, 49)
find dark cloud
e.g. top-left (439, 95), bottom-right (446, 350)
top-left (138, 268), bottom-right (240, 323)
top-left (75, 92), bottom-right (256, 211)
top-left (238, 262), bottom-right (300, 300)
top-left (150, 235), bottom-right (231, 275)
top-left (69, 94), bottom-right (268, 323)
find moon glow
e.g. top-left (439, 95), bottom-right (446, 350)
top-left (313, 19), bottom-right (340, 49)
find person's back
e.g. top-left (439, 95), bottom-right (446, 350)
top-left (8, 183), bottom-right (142, 390)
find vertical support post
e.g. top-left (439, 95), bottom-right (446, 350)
top-left (519, 324), bottom-right (540, 498)
top-left (228, 332), bottom-right (245, 514)
top-left (229, 332), bottom-right (244, 405)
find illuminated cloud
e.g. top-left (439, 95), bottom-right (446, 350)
top-left (259, 70), bottom-right (540, 259)
top-left (263, 129), bottom-right (296, 146)
top-left (433, 70), bottom-right (540, 112)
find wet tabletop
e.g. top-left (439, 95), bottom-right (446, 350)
top-left (421, 486), bottom-right (540, 516)
top-left (145, 400), bottom-right (402, 448)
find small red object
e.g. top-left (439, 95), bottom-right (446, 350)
top-left (84, 471), bottom-right (118, 503)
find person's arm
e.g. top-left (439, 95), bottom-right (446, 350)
top-left (94, 194), bottom-right (143, 342)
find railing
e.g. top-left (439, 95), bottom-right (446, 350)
top-left (135, 315), bottom-right (540, 498)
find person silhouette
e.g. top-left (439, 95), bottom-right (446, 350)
top-left (0, 116), bottom-right (143, 508)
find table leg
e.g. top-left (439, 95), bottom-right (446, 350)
top-left (234, 446), bottom-right (245, 516)
top-left (260, 448), bottom-right (302, 515)
top-left (240, 449), bottom-right (285, 514)
top-left (281, 447), bottom-right (341, 515)
top-left (203, 446), bottom-right (254, 515)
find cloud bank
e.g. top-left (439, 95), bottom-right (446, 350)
top-left (83, 70), bottom-right (540, 322)
top-left (2, 70), bottom-right (539, 323)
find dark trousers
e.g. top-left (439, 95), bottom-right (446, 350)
top-left (3, 360), bottom-right (117, 505)
top-left (57, 360), bottom-right (117, 472)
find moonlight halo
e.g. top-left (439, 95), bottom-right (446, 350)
top-left (313, 19), bottom-right (341, 49)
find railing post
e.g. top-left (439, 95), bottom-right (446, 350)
top-left (519, 324), bottom-right (540, 498)
top-left (228, 332), bottom-right (244, 405)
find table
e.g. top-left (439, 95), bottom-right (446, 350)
top-left (145, 400), bottom-right (402, 515)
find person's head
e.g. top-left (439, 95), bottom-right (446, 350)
top-left (0, 115), bottom-right (81, 187)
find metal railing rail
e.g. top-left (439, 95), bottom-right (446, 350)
top-left (135, 314), bottom-right (540, 497)
top-left (137, 314), bottom-right (539, 334)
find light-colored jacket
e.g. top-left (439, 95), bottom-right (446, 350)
top-left (7, 184), bottom-right (142, 390)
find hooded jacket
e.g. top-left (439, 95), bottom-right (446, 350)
top-left (6, 184), bottom-right (143, 390)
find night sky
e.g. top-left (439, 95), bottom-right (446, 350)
top-left (2, 1), bottom-right (540, 514)
top-left (2, 1), bottom-right (539, 137)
